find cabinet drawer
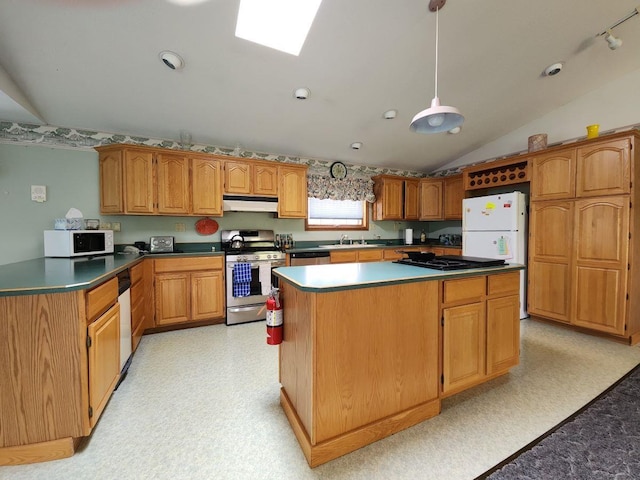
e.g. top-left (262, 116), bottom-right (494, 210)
top-left (130, 262), bottom-right (143, 285)
top-left (86, 277), bottom-right (118, 322)
top-left (154, 255), bottom-right (223, 273)
top-left (358, 249), bottom-right (383, 262)
top-left (443, 276), bottom-right (486, 304)
top-left (488, 272), bottom-right (520, 297)
top-left (383, 249), bottom-right (405, 261)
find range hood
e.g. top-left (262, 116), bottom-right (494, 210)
top-left (223, 195), bottom-right (279, 213)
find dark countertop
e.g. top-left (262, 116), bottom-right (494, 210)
top-left (0, 251), bottom-right (224, 297)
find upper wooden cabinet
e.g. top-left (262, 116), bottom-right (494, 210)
top-left (97, 144), bottom-right (223, 216)
top-left (224, 159), bottom-right (278, 196)
top-left (529, 148), bottom-right (576, 201)
top-left (277, 165), bottom-right (308, 218)
top-left (443, 174), bottom-right (464, 220)
top-left (372, 175), bottom-right (420, 221)
top-left (419, 178), bottom-right (443, 220)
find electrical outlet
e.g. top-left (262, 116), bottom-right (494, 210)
top-left (31, 185), bottom-right (47, 202)
top-left (112, 222), bottom-right (121, 232)
top-left (175, 222), bottom-right (186, 232)
top-left (101, 222), bottom-right (111, 230)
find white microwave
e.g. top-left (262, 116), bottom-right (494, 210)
top-left (44, 230), bottom-right (114, 257)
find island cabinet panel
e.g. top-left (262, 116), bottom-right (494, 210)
top-left (279, 279), bottom-right (440, 467)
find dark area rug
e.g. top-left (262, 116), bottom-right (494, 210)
top-left (476, 364), bottom-right (640, 480)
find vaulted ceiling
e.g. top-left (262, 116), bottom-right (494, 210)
top-left (1, 0), bottom-right (639, 173)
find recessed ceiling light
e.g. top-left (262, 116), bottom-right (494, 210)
top-left (293, 87), bottom-right (310, 100)
top-left (351, 142), bottom-right (363, 150)
top-left (159, 51), bottom-right (184, 70)
top-left (235, 0), bottom-right (322, 56)
top-left (383, 110), bottom-right (397, 120)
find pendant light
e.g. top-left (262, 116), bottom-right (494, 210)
top-left (410, 1), bottom-right (464, 134)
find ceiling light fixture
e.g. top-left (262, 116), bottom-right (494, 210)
top-left (350, 142), bottom-right (363, 150)
top-left (383, 109), bottom-right (397, 120)
top-left (293, 87), bottom-right (310, 99)
top-left (603, 30), bottom-right (623, 50)
top-left (159, 51), bottom-right (184, 70)
top-left (410, 0), bottom-right (463, 134)
top-left (448, 126), bottom-right (461, 134)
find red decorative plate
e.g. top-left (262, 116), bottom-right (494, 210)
top-left (195, 217), bottom-right (219, 235)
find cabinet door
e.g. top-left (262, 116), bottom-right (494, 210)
top-left (404, 179), bottom-right (420, 220)
top-left (157, 153), bottom-right (190, 214)
top-left (486, 295), bottom-right (520, 375)
top-left (357, 249), bottom-right (384, 262)
top-left (253, 164), bottom-right (278, 196)
top-left (382, 178), bottom-right (404, 220)
top-left (224, 160), bottom-right (251, 194)
top-left (192, 157), bottom-right (223, 216)
top-left (530, 149), bottom-right (576, 201)
top-left (443, 175), bottom-right (464, 220)
top-left (419, 179), bottom-right (443, 220)
top-left (278, 165), bottom-right (308, 218)
top-left (124, 149), bottom-right (155, 213)
top-left (155, 273), bottom-right (190, 325)
top-left (527, 201), bottom-right (573, 322)
top-left (572, 197), bottom-right (629, 335)
top-left (191, 271), bottom-right (225, 320)
top-left (330, 250), bottom-right (358, 263)
top-left (88, 303), bottom-right (120, 428)
top-left (576, 138), bottom-right (631, 197)
top-left (442, 302), bottom-right (485, 394)
top-left (99, 150), bottom-right (124, 214)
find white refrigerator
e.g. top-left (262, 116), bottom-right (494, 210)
top-left (462, 192), bottom-right (528, 319)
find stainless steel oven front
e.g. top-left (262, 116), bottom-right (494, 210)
top-left (225, 254), bottom-right (285, 325)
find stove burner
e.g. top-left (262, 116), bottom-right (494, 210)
top-left (395, 255), bottom-right (506, 271)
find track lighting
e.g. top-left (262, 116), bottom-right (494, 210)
top-left (604, 31), bottom-right (623, 50)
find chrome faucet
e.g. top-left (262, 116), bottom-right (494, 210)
top-left (340, 234), bottom-right (349, 245)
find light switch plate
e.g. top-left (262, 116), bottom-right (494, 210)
top-left (112, 222), bottom-right (121, 232)
top-left (31, 185), bottom-right (47, 202)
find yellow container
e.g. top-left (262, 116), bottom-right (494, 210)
top-left (586, 124), bottom-right (599, 139)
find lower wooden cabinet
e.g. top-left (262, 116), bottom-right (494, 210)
top-left (441, 271), bottom-right (520, 397)
top-left (87, 302), bottom-right (120, 428)
top-left (154, 256), bottom-right (225, 326)
top-left (330, 248), bottom-right (384, 263)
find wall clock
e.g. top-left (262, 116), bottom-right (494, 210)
top-left (330, 161), bottom-right (347, 179)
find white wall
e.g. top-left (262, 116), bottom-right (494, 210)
top-left (436, 67), bottom-right (640, 172)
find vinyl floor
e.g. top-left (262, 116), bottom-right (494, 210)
top-left (3, 319), bottom-right (640, 480)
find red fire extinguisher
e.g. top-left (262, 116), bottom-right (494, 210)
top-left (266, 288), bottom-right (283, 345)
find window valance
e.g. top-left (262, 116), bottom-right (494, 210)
top-left (307, 174), bottom-right (376, 203)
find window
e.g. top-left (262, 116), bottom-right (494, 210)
top-left (306, 198), bottom-right (368, 230)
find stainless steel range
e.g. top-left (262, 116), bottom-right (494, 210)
top-left (221, 229), bottom-right (285, 325)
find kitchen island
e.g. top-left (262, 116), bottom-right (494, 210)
top-left (273, 261), bottom-right (524, 467)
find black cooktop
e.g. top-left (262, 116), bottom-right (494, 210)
top-left (395, 255), bottom-right (506, 271)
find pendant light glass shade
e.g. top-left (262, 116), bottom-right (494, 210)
top-left (410, 4), bottom-right (464, 134)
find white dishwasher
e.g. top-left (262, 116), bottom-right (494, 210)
top-left (116, 270), bottom-right (132, 388)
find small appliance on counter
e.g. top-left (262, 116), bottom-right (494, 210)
top-left (44, 230), bottom-right (114, 257)
top-left (149, 236), bottom-right (175, 253)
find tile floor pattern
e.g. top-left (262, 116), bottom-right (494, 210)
top-left (3, 320), bottom-right (640, 480)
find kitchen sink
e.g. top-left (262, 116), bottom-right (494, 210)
top-left (317, 244), bottom-right (378, 249)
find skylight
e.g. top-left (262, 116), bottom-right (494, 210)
top-left (235, 0), bottom-right (322, 56)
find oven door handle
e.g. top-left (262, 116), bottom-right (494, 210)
top-left (227, 262), bottom-right (284, 269)
top-left (228, 305), bottom-right (266, 313)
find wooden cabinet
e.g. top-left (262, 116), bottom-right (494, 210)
top-left (528, 132), bottom-right (639, 342)
top-left (153, 256), bottom-right (225, 327)
top-left (85, 277), bottom-right (121, 428)
top-left (224, 159), bottom-right (278, 196)
top-left (419, 179), bottom-right (443, 220)
top-left (420, 175), bottom-right (464, 220)
top-left (130, 261), bottom-right (149, 352)
top-left (443, 175), bottom-right (464, 220)
top-left (96, 144), bottom-right (223, 216)
top-left (372, 175), bottom-right (419, 220)
top-left (330, 248), bottom-right (384, 264)
top-left (441, 272), bottom-right (520, 397)
top-left (87, 302), bottom-right (120, 428)
top-left (277, 164), bottom-right (308, 218)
